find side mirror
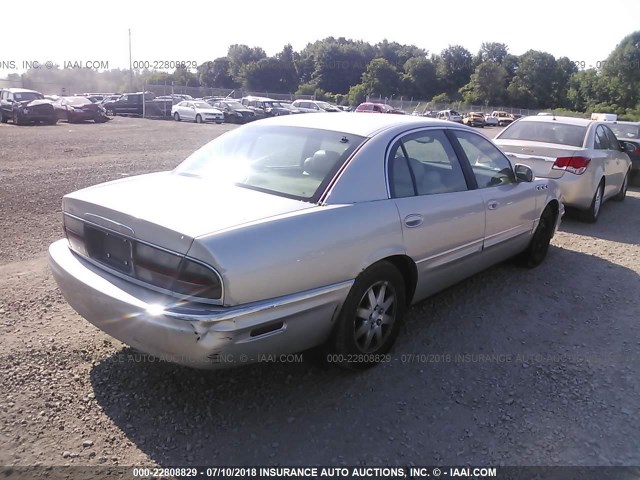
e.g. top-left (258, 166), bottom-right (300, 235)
top-left (621, 141), bottom-right (636, 154)
top-left (514, 164), bottom-right (534, 182)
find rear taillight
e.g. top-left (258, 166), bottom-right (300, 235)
top-left (63, 214), bottom-right (88, 256)
top-left (133, 243), bottom-right (222, 301)
top-left (63, 214), bottom-right (222, 302)
top-left (552, 156), bottom-right (591, 175)
top-left (633, 146), bottom-right (640, 155)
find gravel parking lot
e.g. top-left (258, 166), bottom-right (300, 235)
top-left (1, 118), bottom-right (639, 468)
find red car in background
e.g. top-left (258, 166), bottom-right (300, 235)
top-left (355, 102), bottom-right (406, 114)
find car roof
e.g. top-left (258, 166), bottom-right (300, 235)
top-left (517, 115), bottom-right (595, 127)
top-left (252, 111), bottom-right (471, 137)
top-left (3, 88), bottom-right (41, 94)
top-left (242, 96), bottom-right (276, 101)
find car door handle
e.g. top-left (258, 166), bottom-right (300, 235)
top-left (487, 200), bottom-right (500, 210)
top-left (404, 214), bottom-right (424, 228)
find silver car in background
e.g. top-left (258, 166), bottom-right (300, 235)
top-left (494, 116), bottom-right (632, 222)
top-left (49, 114), bottom-right (563, 370)
top-left (171, 101), bottom-right (224, 124)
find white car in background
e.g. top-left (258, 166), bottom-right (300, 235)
top-left (483, 113), bottom-right (499, 126)
top-left (171, 101), bottom-right (224, 124)
top-left (436, 109), bottom-right (462, 123)
top-left (494, 116), bottom-right (632, 222)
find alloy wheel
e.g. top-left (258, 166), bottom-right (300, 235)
top-left (354, 280), bottom-right (397, 353)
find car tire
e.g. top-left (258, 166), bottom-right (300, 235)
top-left (13, 112), bottom-right (25, 126)
top-left (612, 171), bottom-right (629, 202)
top-left (105, 107), bottom-right (115, 117)
top-left (516, 204), bottom-right (556, 268)
top-left (328, 261), bottom-right (406, 370)
top-left (173, 112), bottom-right (181, 121)
top-left (195, 114), bottom-right (203, 124)
top-left (47, 116), bottom-right (57, 125)
top-left (0, 111), bottom-right (7, 123)
top-left (581, 180), bottom-right (604, 223)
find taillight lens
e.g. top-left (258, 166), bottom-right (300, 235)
top-left (552, 156), bottom-right (591, 175)
top-left (63, 214), bottom-right (88, 256)
top-left (134, 243), bottom-right (182, 290)
top-left (133, 243), bottom-right (222, 301)
top-left (173, 259), bottom-right (222, 300)
top-left (62, 214), bottom-right (222, 302)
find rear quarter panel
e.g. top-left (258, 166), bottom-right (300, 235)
top-left (187, 202), bottom-right (404, 306)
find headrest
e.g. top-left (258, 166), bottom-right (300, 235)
top-left (304, 150), bottom-right (341, 177)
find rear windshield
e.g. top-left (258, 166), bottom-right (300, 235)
top-left (174, 125), bottom-right (366, 202)
top-left (65, 97), bottom-right (92, 106)
top-left (498, 121), bottom-right (587, 147)
top-left (610, 124), bottom-right (640, 139)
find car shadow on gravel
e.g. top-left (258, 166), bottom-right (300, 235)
top-left (560, 193), bottom-right (640, 244)
top-left (89, 246), bottom-right (640, 466)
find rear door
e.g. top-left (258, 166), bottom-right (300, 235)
top-left (602, 125), bottom-right (631, 195)
top-left (594, 124), bottom-right (620, 197)
top-left (449, 129), bottom-right (537, 254)
top-left (389, 128), bottom-right (486, 301)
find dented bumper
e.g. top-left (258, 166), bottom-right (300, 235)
top-left (48, 239), bottom-right (352, 369)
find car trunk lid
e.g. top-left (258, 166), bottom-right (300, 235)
top-left (496, 140), bottom-right (586, 179)
top-left (63, 171), bottom-right (315, 254)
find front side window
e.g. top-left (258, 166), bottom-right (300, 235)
top-left (174, 125), bottom-right (366, 202)
top-left (389, 130), bottom-right (468, 198)
top-left (453, 130), bottom-right (516, 189)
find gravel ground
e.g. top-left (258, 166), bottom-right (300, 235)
top-left (0, 118), bottom-right (639, 469)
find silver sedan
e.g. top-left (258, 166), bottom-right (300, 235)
top-left (49, 114), bottom-right (563, 369)
top-left (494, 116), bottom-right (632, 222)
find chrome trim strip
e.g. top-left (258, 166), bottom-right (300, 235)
top-left (64, 212), bottom-right (225, 305)
top-left (163, 279), bottom-right (355, 323)
top-left (83, 214), bottom-right (135, 236)
top-left (415, 238), bottom-right (484, 265)
top-left (484, 226), bottom-right (530, 249)
top-left (504, 152), bottom-right (556, 162)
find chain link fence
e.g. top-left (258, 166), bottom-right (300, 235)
top-left (366, 94), bottom-right (540, 116)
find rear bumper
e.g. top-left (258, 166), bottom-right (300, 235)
top-left (48, 239), bottom-right (352, 369)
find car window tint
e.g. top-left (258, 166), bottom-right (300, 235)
top-left (595, 126), bottom-right (611, 150)
top-left (175, 125), bottom-right (366, 201)
top-left (500, 121), bottom-right (587, 147)
top-left (390, 130), bottom-right (468, 197)
top-left (603, 126), bottom-right (621, 151)
top-left (454, 130), bottom-right (516, 188)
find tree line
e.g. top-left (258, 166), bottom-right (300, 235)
top-left (6, 31), bottom-right (640, 117)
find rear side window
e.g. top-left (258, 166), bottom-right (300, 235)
top-left (594, 125), bottom-right (612, 150)
top-left (452, 130), bottom-right (516, 189)
top-left (389, 130), bottom-right (468, 198)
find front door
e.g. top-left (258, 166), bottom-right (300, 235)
top-left (449, 129), bottom-right (536, 255)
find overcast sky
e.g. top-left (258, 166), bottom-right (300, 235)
top-left (2, 0), bottom-right (639, 76)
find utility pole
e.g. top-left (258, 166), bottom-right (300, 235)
top-left (129, 29), bottom-right (133, 91)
